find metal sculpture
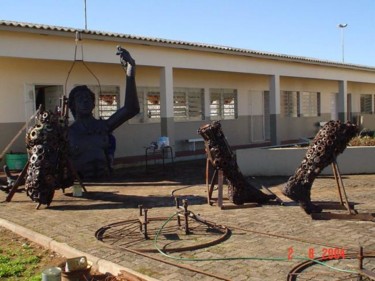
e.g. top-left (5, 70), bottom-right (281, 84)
top-left (198, 121), bottom-right (275, 205)
top-left (7, 46), bottom-right (138, 206)
top-left (68, 46), bottom-right (140, 180)
top-left (25, 108), bottom-right (73, 205)
top-left (282, 120), bottom-right (358, 214)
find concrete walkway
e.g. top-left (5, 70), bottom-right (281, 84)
top-left (0, 159), bottom-right (374, 280)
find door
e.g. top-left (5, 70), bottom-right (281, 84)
top-left (24, 84), bottom-right (36, 129)
top-left (330, 92), bottom-right (338, 120)
top-left (36, 85), bottom-right (63, 112)
top-left (249, 91), bottom-right (269, 142)
top-left (24, 85), bottom-right (64, 128)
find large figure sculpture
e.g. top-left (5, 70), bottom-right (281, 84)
top-left (198, 121), bottom-right (275, 204)
top-left (282, 120), bottom-right (358, 214)
top-left (68, 47), bottom-right (140, 179)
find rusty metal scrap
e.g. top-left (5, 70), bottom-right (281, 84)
top-left (282, 120), bottom-right (358, 214)
top-left (25, 109), bottom-right (73, 206)
top-left (198, 121), bottom-right (275, 205)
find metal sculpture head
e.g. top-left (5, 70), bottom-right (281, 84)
top-left (68, 85), bottom-right (96, 119)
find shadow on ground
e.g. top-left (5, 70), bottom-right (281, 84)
top-left (48, 192), bottom-right (206, 211)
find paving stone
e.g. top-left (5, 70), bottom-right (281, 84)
top-left (0, 159), bottom-right (374, 280)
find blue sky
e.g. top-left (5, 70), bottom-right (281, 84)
top-left (1, 0), bottom-right (375, 66)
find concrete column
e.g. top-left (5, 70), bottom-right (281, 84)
top-left (269, 75), bottom-right (281, 145)
top-left (338, 80), bottom-right (348, 122)
top-left (160, 66), bottom-right (175, 146)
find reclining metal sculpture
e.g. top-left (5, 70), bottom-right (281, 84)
top-left (67, 46), bottom-right (140, 180)
top-left (198, 121), bottom-right (275, 205)
top-left (282, 120), bottom-right (358, 214)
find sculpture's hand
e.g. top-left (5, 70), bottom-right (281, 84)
top-left (107, 46), bottom-right (140, 131)
top-left (116, 46), bottom-right (135, 76)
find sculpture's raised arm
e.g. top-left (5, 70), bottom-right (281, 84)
top-left (107, 46), bottom-right (140, 131)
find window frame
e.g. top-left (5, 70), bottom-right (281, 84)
top-left (87, 85), bottom-right (120, 120)
top-left (209, 88), bottom-right (238, 120)
top-left (131, 86), bottom-right (161, 123)
top-left (281, 91), bottom-right (320, 118)
top-left (360, 94), bottom-right (373, 114)
top-left (173, 87), bottom-right (204, 121)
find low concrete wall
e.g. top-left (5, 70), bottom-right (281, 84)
top-left (236, 146), bottom-right (375, 176)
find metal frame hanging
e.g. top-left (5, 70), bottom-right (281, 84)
top-left (64, 31), bottom-right (102, 117)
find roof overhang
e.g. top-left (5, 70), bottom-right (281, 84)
top-left (1, 20), bottom-right (375, 72)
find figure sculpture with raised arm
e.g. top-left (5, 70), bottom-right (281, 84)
top-left (68, 47), bottom-right (140, 179)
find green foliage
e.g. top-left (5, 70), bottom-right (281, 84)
top-left (0, 246), bottom-right (41, 280)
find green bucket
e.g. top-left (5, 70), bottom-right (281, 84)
top-left (5, 153), bottom-right (28, 170)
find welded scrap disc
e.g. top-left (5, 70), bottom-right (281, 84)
top-left (95, 216), bottom-right (230, 253)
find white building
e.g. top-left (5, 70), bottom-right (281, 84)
top-left (1, 20), bottom-right (375, 166)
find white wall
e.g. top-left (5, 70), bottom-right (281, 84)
top-left (2, 28), bottom-right (375, 161)
top-left (237, 146), bottom-right (375, 176)
top-left (2, 30), bottom-right (375, 83)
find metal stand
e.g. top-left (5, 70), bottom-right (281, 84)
top-left (331, 159), bottom-right (355, 215)
top-left (139, 199), bottom-right (192, 240)
top-left (138, 205), bottom-right (150, 239)
top-left (311, 159), bottom-right (374, 222)
top-left (5, 156), bottom-right (86, 209)
top-left (145, 145), bottom-right (174, 170)
top-left (357, 246), bottom-right (375, 280)
top-left (206, 159), bottom-right (222, 207)
top-left (205, 159), bottom-right (258, 210)
top-left (5, 161), bottom-right (29, 203)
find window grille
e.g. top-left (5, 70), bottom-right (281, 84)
top-left (146, 91), bottom-right (161, 120)
top-left (133, 87), bottom-right (160, 123)
top-left (87, 85), bottom-right (120, 120)
top-left (209, 89), bottom-right (237, 120)
top-left (173, 87), bottom-right (204, 121)
top-left (281, 91), bottom-right (298, 117)
top-left (281, 91), bottom-right (320, 117)
top-left (360, 94), bottom-right (372, 114)
top-left (300, 91), bottom-right (320, 117)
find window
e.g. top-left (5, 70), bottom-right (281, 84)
top-left (173, 87), bottom-right (204, 121)
top-left (210, 88), bottom-right (237, 120)
top-left (134, 87), bottom-right (160, 123)
top-left (281, 91), bottom-right (298, 117)
top-left (87, 85), bottom-right (120, 120)
top-left (281, 91), bottom-right (320, 117)
top-left (300, 91), bottom-right (320, 117)
top-left (360, 94), bottom-right (372, 114)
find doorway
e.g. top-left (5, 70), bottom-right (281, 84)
top-left (249, 90), bottom-right (270, 142)
top-left (24, 84), bottom-right (64, 127)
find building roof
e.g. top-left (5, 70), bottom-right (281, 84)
top-left (1, 20), bottom-right (375, 72)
